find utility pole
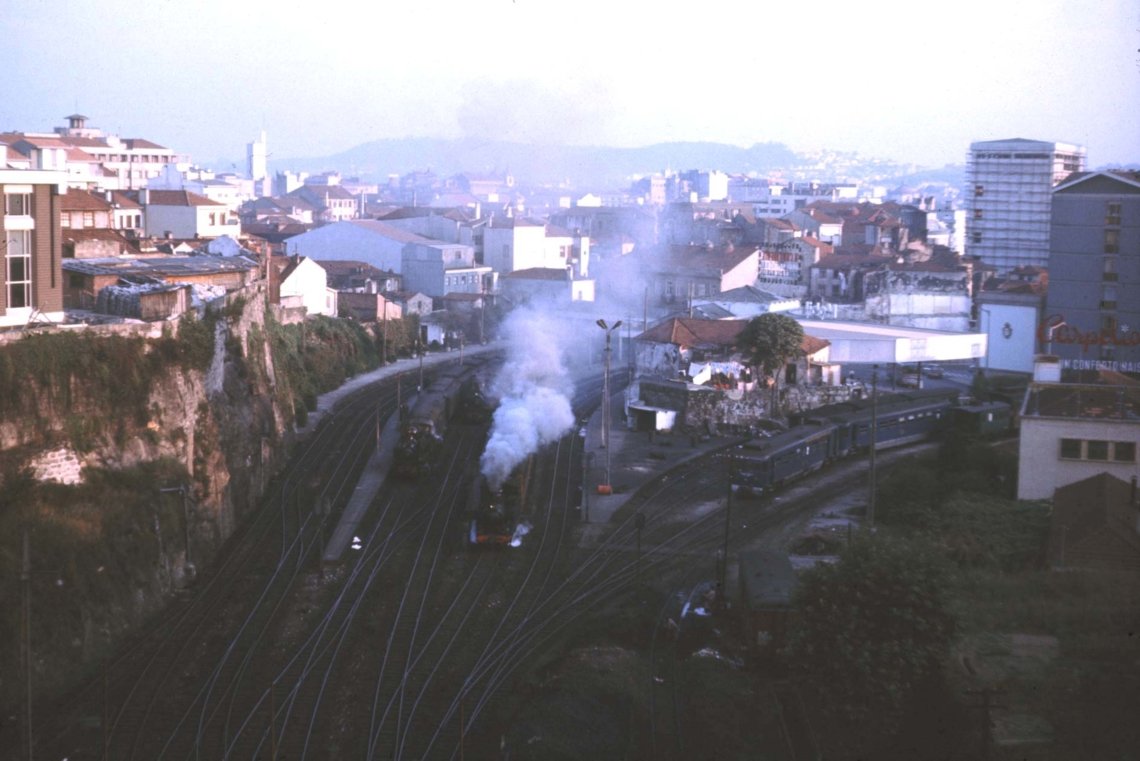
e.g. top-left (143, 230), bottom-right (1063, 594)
top-left (381, 304), bottom-right (388, 365)
top-left (635, 512), bottom-right (646, 585)
top-left (417, 339), bottom-right (424, 391)
top-left (20, 527), bottom-right (33, 761)
top-left (868, 365), bottom-right (878, 528)
top-left (583, 452), bottom-right (594, 522)
top-left (720, 454), bottom-right (733, 605)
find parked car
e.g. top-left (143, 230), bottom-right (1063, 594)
top-left (923, 365), bottom-right (944, 379)
top-left (899, 372), bottom-right (921, 388)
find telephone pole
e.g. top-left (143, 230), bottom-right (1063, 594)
top-left (20, 528), bottom-right (34, 761)
top-left (868, 364), bottom-right (879, 528)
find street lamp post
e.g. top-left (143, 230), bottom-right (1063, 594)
top-left (1045, 319), bottom-right (1066, 355)
top-left (596, 319), bottom-right (622, 491)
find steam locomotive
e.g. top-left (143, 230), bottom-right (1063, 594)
top-left (731, 388), bottom-right (1012, 493)
top-left (391, 362), bottom-right (494, 479)
top-left (468, 459), bottom-right (531, 547)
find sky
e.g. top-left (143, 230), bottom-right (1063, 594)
top-left (2, 0), bottom-right (1138, 170)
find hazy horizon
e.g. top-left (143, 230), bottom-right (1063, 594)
top-left (3, 0), bottom-right (1137, 170)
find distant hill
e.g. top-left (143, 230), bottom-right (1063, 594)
top-left (267, 138), bottom-right (803, 188)
top-left (252, 137), bottom-right (977, 195)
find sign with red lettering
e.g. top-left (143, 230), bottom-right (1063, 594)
top-left (1038, 314), bottom-right (1140, 354)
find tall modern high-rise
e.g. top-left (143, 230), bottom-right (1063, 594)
top-left (1044, 170), bottom-right (1140, 372)
top-left (246, 131), bottom-right (268, 197)
top-left (965, 138), bottom-right (1086, 273)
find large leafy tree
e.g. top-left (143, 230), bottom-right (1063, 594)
top-left (784, 535), bottom-right (956, 750)
top-left (735, 312), bottom-right (804, 384)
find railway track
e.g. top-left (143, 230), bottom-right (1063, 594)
top-left (21, 357), bottom-right (935, 760)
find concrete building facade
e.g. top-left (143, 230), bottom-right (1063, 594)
top-left (965, 138), bottom-right (1086, 273)
top-left (1018, 382), bottom-right (1140, 500)
top-left (1, 169), bottom-right (67, 326)
top-left (1044, 171), bottom-right (1140, 374)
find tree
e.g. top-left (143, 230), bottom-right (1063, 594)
top-left (783, 535), bottom-right (956, 751)
top-left (735, 312), bottom-right (804, 384)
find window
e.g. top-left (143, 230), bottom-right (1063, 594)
top-left (971, 232), bottom-right (982, 244)
top-left (1087, 440), bottom-right (1109, 461)
top-left (5, 230), bottom-right (32, 308)
top-left (1106, 202), bottom-right (1121, 226)
top-left (1103, 256), bottom-right (1118, 281)
top-left (82, 211), bottom-right (94, 227)
top-left (1102, 315), bottom-right (1118, 335)
top-left (974, 184), bottom-right (985, 197)
top-left (4, 192), bottom-right (32, 216)
top-left (1061, 438), bottom-right (1137, 462)
top-left (1101, 284), bottom-right (1117, 310)
top-left (1104, 229), bottom-right (1119, 254)
top-left (973, 208), bottom-right (983, 219)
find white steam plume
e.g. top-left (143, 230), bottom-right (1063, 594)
top-left (480, 308), bottom-right (575, 489)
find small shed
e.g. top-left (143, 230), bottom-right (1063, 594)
top-left (738, 548), bottom-right (797, 651)
top-left (1049, 473), bottom-right (1140, 571)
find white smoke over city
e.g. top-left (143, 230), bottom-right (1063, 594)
top-left (480, 307), bottom-right (575, 489)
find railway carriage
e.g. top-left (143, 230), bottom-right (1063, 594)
top-left (392, 362), bottom-right (494, 479)
top-left (734, 389), bottom-right (1009, 496)
top-left (734, 423), bottom-right (836, 491)
top-left (949, 400), bottom-right (1014, 438)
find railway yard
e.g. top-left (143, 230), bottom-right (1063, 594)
top-left (16, 350), bottom-right (937, 760)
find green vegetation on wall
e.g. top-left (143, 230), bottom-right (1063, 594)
top-left (0, 459), bottom-right (191, 705)
top-left (267, 314), bottom-right (425, 425)
top-left (0, 316), bottom-right (218, 451)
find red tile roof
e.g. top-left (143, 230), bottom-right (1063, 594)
top-left (60, 188), bottom-right (112, 212)
top-left (637, 317), bottom-right (828, 357)
top-left (147, 190), bottom-right (223, 207)
top-left (649, 244), bottom-right (760, 274)
top-left (638, 317), bottom-right (749, 347)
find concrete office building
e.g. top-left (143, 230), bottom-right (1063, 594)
top-left (1044, 170), bottom-right (1140, 373)
top-left (966, 138), bottom-right (1085, 273)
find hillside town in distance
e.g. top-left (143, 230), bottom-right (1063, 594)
top-left (2, 113), bottom-right (1138, 511)
top-left (2, 112), bottom-right (1139, 756)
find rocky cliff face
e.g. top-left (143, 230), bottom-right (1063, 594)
top-left (0, 284), bottom-right (298, 703)
top-left (6, 285), bottom-right (291, 556)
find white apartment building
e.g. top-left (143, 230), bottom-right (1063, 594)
top-left (965, 138), bottom-right (1086, 273)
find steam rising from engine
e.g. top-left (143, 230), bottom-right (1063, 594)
top-left (480, 308), bottom-right (575, 489)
